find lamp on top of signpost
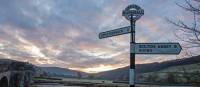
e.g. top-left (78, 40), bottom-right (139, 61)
top-left (122, 4), bottom-right (144, 21)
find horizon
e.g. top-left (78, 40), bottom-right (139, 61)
top-left (3, 54), bottom-right (197, 74)
top-left (0, 0), bottom-right (199, 73)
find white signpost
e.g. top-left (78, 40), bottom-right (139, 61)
top-left (99, 4), bottom-right (182, 87)
top-left (99, 26), bottom-right (131, 39)
top-left (131, 43), bottom-right (182, 54)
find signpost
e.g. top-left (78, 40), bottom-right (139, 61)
top-left (98, 4), bottom-right (182, 87)
top-left (123, 4), bottom-right (144, 87)
top-left (131, 43), bottom-right (182, 54)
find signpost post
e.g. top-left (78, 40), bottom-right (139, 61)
top-left (122, 4), bottom-right (144, 87)
top-left (98, 4), bottom-right (182, 87)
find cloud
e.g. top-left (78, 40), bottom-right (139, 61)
top-left (0, 0), bottom-right (196, 73)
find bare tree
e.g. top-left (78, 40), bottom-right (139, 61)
top-left (168, 0), bottom-right (200, 50)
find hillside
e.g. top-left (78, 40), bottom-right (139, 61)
top-left (0, 59), bottom-right (88, 78)
top-left (40, 67), bottom-right (77, 77)
top-left (95, 66), bottom-right (129, 81)
top-left (38, 67), bottom-right (88, 78)
top-left (95, 55), bottom-right (200, 81)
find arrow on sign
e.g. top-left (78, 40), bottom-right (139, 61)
top-left (99, 26), bottom-right (131, 39)
top-left (131, 43), bottom-right (182, 54)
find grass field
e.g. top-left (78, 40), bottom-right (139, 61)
top-left (62, 78), bottom-right (113, 84)
top-left (34, 77), bottom-right (197, 87)
top-left (34, 77), bottom-right (127, 87)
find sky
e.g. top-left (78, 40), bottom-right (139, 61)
top-left (0, 0), bottom-right (198, 73)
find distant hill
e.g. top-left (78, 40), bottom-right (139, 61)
top-left (0, 59), bottom-right (88, 79)
top-left (95, 55), bottom-right (200, 80)
top-left (39, 67), bottom-right (88, 78)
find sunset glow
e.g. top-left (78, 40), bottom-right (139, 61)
top-left (70, 65), bottom-right (118, 73)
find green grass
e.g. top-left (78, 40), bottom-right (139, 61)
top-left (34, 77), bottom-right (128, 87)
top-left (62, 78), bottom-right (113, 84)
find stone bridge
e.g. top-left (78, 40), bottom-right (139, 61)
top-left (0, 59), bottom-right (35, 87)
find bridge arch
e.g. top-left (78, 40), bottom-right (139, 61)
top-left (0, 76), bottom-right (8, 87)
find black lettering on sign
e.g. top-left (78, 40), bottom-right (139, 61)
top-left (139, 45), bottom-right (155, 48)
top-left (139, 49), bottom-right (152, 52)
top-left (146, 49), bottom-right (152, 52)
top-left (158, 45), bottom-right (172, 48)
top-left (174, 45), bottom-right (177, 48)
top-left (139, 45), bottom-right (145, 48)
top-left (147, 45), bottom-right (156, 48)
